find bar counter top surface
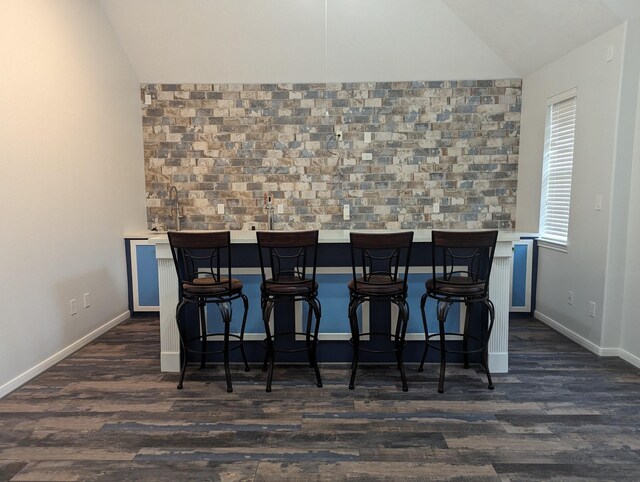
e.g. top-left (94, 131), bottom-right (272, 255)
top-left (140, 229), bottom-right (532, 375)
top-left (142, 229), bottom-right (533, 245)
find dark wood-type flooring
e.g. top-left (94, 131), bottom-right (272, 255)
top-left (1, 317), bottom-right (640, 481)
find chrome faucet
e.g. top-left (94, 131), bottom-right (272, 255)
top-left (265, 194), bottom-right (274, 230)
top-left (169, 186), bottom-right (183, 231)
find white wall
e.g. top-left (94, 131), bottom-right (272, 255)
top-left (620, 20), bottom-right (640, 364)
top-left (519, 21), bottom-right (640, 362)
top-left (0, 0), bottom-right (147, 396)
top-left (602, 19), bottom-right (640, 353)
top-left (99, 0), bottom-right (517, 83)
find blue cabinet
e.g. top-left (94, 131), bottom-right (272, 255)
top-left (126, 239), bottom-right (159, 314)
top-left (510, 239), bottom-right (534, 313)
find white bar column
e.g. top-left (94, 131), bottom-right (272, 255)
top-left (488, 240), bottom-right (512, 373)
top-left (153, 239), bottom-right (181, 372)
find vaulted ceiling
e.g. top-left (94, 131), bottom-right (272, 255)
top-left (441, 0), bottom-right (640, 75)
top-left (100, 0), bottom-right (640, 82)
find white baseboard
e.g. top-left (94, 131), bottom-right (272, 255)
top-left (488, 351), bottom-right (509, 374)
top-left (160, 351), bottom-right (180, 373)
top-left (618, 348), bottom-right (640, 369)
top-left (534, 311), bottom-right (604, 355)
top-left (0, 311), bottom-right (129, 399)
top-left (534, 311), bottom-right (640, 369)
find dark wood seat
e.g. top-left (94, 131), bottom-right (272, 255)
top-left (182, 276), bottom-right (244, 295)
top-left (419, 230), bottom-right (498, 393)
top-left (256, 230), bottom-right (322, 392)
top-left (348, 231), bottom-right (414, 391)
top-left (168, 231), bottom-right (249, 393)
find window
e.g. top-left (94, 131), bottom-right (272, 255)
top-left (539, 88), bottom-right (577, 249)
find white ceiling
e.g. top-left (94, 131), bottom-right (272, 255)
top-left (100, 0), bottom-right (640, 82)
top-left (441, 0), bottom-right (640, 75)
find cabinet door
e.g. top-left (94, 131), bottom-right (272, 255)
top-left (130, 240), bottom-right (159, 312)
top-left (510, 239), bottom-right (533, 312)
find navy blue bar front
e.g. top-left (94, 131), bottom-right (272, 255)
top-left (181, 241), bottom-right (486, 365)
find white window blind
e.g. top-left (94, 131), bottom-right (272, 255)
top-left (540, 89), bottom-right (577, 248)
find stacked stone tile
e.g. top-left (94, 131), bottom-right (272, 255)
top-left (142, 80), bottom-right (521, 231)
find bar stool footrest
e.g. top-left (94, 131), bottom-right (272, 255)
top-left (350, 332), bottom-right (407, 354)
top-left (424, 332), bottom-right (486, 354)
top-left (262, 331), bottom-right (319, 354)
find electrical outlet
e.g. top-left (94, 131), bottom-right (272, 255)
top-left (343, 204), bottom-right (350, 221)
top-left (70, 299), bottom-right (78, 316)
top-left (589, 301), bottom-right (597, 318)
top-left (277, 203), bottom-right (284, 214)
top-left (83, 292), bottom-right (90, 309)
top-left (568, 291), bottom-right (574, 305)
top-left (362, 153), bottom-right (373, 161)
top-left (217, 204), bottom-right (225, 214)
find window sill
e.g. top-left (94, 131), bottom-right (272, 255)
top-left (538, 239), bottom-right (568, 253)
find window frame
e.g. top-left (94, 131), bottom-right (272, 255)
top-left (538, 88), bottom-right (578, 252)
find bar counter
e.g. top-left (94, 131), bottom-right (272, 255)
top-left (149, 230), bottom-right (525, 375)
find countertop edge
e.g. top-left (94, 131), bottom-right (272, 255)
top-left (133, 230), bottom-right (537, 245)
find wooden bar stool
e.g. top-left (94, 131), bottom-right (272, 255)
top-left (168, 231), bottom-right (249, 393)
top-left (418, 230), bottom-right (498, 393)
top-left (256, 230), bottom-right (322, 392)
top-left (348, 231), bottom-right (414, 391)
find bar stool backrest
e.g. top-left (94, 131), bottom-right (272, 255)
top-left (256, 230), bottom-right (319, 287)
top-left (349, 231), bottom-right (414, 294)
top-left (167, 231), bottom-right (233, 298)
top-left (430, 230), bottom-right (498, 298)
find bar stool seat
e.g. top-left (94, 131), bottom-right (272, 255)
top-left (257, 230), bottom-right (322, 392)
top-left (425, 277), bottom-right (486, 297)
top-left (168, 231), bottom-right (249, 393)
top-left (183, 277), bottom-right (243, 295)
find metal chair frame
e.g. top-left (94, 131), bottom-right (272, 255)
top-left (256, 230), bottom-right (322, 392)
top-left (348, 231), bottom-right (414, 391)
top-left (418, 230), bottom-right (498, 393)
top-left (168, 231), bottom-right (249, 393)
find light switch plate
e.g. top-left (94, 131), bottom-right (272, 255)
top-left (595, 194), bottom-right (603, 211)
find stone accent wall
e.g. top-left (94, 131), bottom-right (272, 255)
top-left (142, 80), bottom-right (521, 231)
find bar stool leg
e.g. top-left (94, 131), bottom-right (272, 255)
top-left (198, 302), bottom-right (207, 369)
top-left (305, 301), bottom-right (313, 367)
top-left (348, 298), bottom-right (361, 390)
top-left (239, 294), bottom-right (250, 372)
top-left (396, 300), bottom-right (409, 392)
top-left (262, 300), bottom-right (276, 392)
top-left (437, 300), bottom-right (452, 394)
top-left (309, 298), bottom-right (323, 388)
top-left (463, 302), bottom-right (472, 369)
top-left (176, 300), bottom-right (188, 390)
top-left (261, 299), bottom-right (269, 372)
top-left (218, 301), bottom-right (233, 393)
top-left (483, 299), bottom-right (496, 390)
top-left (418, 294), bottom-right (429, 372)
top-left (394, 304), bottom-right (403, 371)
